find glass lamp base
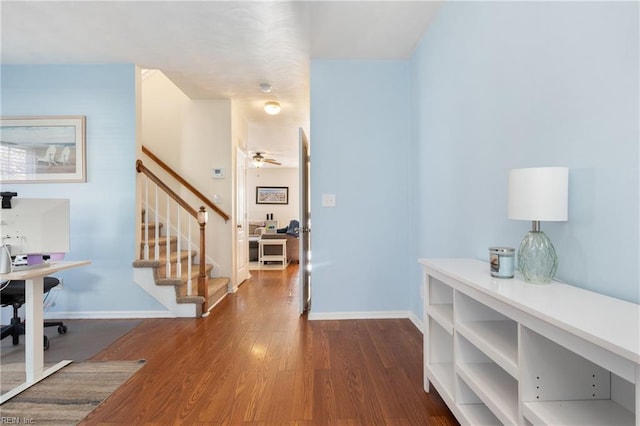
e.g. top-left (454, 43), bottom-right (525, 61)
top-left (517, 230), bottom-right (558, 283)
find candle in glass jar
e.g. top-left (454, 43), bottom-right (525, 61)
top-left (489, 247), bottom-right (515, 278)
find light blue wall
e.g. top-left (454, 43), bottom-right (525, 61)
top-left (1, 64), bottom-right (164, 316)
top-left (310, 61), bottom-right (413, 314)
top-left (4, 2), bottom-right (636, 321)
top-left (411, 1), bottom-right (639, 312)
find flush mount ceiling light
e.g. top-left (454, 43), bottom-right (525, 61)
top-left (264, 101), bottom-right (281, 115)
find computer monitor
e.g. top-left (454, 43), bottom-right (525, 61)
top-left (0, 198), bottom-right (70, 259)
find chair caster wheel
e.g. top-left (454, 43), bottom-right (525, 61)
top-left (44, 335), bottom-right (50, 351)
top-left (58, 325), bottom-right (67, 334)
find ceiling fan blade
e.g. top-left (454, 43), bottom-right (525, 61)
top-left (265, 159), bottom-right (281, 165)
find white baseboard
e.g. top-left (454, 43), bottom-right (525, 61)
top-left (307, 310), bottom-right (424, 333)
top-left (207, 292), bottom-right (227, 312)
top-left (44, 310), bottom-right (175, 319)
top-left (44, 309), bottom-right (427, 328)
top-left (408, 311), bottom-right (424, 333)
top-left (308, 310), bottom-right (410, 321)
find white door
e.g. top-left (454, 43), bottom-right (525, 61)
top-left (299, 129), bottom-right (311, 314)
top-left (235, 148), bottom-right (249, 286)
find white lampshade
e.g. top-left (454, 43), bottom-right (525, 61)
top-left (508, 167), bottom-right (568, 221)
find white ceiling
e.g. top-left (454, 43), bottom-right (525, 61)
top-left (1, 1), bottom-right (441, 167)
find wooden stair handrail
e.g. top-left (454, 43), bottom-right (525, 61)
top-left (136, 160), bottom-right (199, 218)
top-left (142, 145), bottom-right (231, 223)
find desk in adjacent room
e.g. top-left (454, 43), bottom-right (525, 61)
top-left (258, 239), bottom-right (288, 269)
top-left (0, 260), bottom-right (90, 404)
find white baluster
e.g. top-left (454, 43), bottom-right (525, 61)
top-left (154, 186), bottom-right (159, 260)
top-left (176, 209), bottom-right (182, 278)
top-left (187, 217), bottom-right (192, 296)
top-left (165, 195), bottom-right (171, 278)
top-left (143, 177), bottom-right (149, 260)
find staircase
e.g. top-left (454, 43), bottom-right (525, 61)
top-left (134, 148), bottom-right (232, 318)
top-left (133, 221), bottom-right (229, 318)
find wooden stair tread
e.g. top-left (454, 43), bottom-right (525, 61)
top-left (208, 277), bottom-right (229, 297)
top-left (141, 222), bottom-right (164, 229)
top-left (139, 236), bottom-right (177, 246)
top-left (176, 277), bottom-right (229, 304)
top-left (155, 263), bottom-right (213, 285)
top-left (132, 250), bottom-right (194, 269)
top-left (134, 250), bottom-right (194, 265)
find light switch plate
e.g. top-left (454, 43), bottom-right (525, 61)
top-left (322, 193), bottom-right (336, 207)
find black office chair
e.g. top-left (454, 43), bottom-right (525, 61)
top-left (0, 277), bottom-right (68, 350)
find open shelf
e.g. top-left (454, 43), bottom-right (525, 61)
top-left (456, 319), bottom-right (517, 378)
top-left (428, 362), bottom-right (454, 402)
top-left (426, 303), bottom-right (453, 334)
top-left (456, 333), bottom-right (518, 425)
top-left (428, 276), bottom-right (453, 305)
top-left (426, 275), bottom-right (453, 333)
top-left (520, 326), bottom-right (636, 424)
top-left (456, 363), bottom-right (518, 424)
top-left (520, 327), bottom-right (612, 401)
top-left (455, 291), bottom-right (518, 378)
top-left (523, 400), bottom-right (635, 426)
top-left (455, 373), bottom-right (502, 425)
top-left (426, 317), bottom-right (454, 400)
top-left (457, 361), bottom-right (519, 425)
top-left (460, 403), bottom-right (501, 425)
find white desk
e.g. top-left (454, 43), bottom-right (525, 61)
top-left (0, 260), bottom-right (90, 404)
top-left (258, 239), bottom-right (287, 269)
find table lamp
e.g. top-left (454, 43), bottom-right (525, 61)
top-left (508, 167), bottom-right (568, 283)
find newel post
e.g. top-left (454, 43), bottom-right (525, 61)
top-left (197, 206), bottom-right (208, 316)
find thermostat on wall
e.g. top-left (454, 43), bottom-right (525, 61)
top-left (212, 168), bottom-right (225, 179)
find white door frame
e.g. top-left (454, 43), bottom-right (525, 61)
top-left (234, 148), bottom-right (249, 289)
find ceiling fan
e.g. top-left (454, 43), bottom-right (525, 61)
top-left (252, 152), bottom-right (281, 167)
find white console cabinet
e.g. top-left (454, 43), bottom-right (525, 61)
top-left (419, 258), bottom-right (639, 426)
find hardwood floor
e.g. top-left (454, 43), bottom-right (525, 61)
top-left (82, 265), bottom-right (458, 425)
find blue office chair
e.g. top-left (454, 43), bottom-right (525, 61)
top-left (0, 277), bottom-right (68, 350)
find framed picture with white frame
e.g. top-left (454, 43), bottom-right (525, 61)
top-left (0, 116), bottom-right (87, 183)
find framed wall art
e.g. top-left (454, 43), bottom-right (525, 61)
top-left (0, 116), bottom-right (87, 183)
top-left (256, 186), bottom-right (289, 205)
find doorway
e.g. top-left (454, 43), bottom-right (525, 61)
top-left (239, 128), bottom-right (311, 314)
